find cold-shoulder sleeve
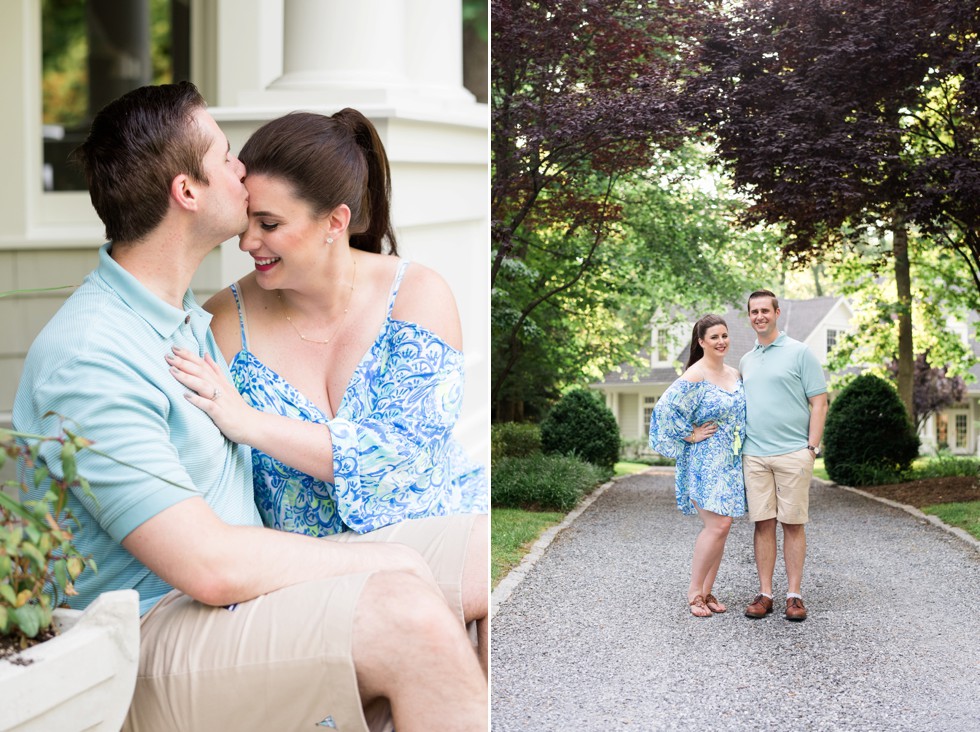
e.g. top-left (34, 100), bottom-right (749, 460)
top-left (648, 380), bottom-right (701, 458)
top-left (327, 323), bottom-right (487, 533)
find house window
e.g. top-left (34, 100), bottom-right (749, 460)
top-left (42, 0), bottom-right (191, 191)
top-left (643, 396), bottom-right (658, 429)
top-left (656, 329), bottom-right (670, 362)
top-left (826, 328), bottom-right (840, 354)
top-left (955, 413), bottom-right (968, 449)
top-left (937, 413), bottom-right (948, 448)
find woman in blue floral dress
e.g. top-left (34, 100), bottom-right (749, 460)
top-left (167, 109), bottom-right (488, 669)
top-left (649, 314), bottom-right (747, 617)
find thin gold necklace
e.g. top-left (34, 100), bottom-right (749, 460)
top-left (278, 257), bottom-right (357, 345)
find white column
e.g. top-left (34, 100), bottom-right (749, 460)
top-left (277, 0), bottom-right (407, 89)
top-left (240, 0), bottom-right (472, 107)
top-left (404, 0), bottom-right (473, 101)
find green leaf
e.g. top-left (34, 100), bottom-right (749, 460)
top-left (61, 441), bottom-right (77, 485)
top-left (0, 605), bottom-right (7, 633)
top-left (53, 558), bottom-right (68, 591)
top-left (66, 556), bottom-right (84, 580)
top-left (21, 542), bottom-right (48, 571)
top-left (78, 476), bottom-right (95, 502)
top-left (33, 465), bottom-right (49, 488)
top-left (0, 583), bottom-right (17, 605)
top-left (11, 604), bottom-right (43, 638)
top-left (0, 554), bottom-right (11, 580)
top-left (24, 524), bottom-right (41, 545)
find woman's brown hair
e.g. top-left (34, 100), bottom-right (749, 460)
top-left (238, 110), bottom-right (397, 254)
top-left (686, 314), bottom-right (728, 369)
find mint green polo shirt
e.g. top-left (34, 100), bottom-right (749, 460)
top-left (13, 243), bottom-right (261, 615)
top-left (739, 332), bottom-right (827, 457)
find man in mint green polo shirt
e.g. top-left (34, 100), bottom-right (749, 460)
top-left (739, 290), bottom-right (828, 622)
top-left (14, 82), bottom-right (486, 732)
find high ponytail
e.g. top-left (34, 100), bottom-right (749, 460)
top-left (333, 108), bottom-right (397, 255)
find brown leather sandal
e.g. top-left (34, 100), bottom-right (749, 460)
top-left (704, 593), bottom-right (726, 613)
top-left (688, 594), bottom-right (712, 617)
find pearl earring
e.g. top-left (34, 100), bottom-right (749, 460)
top-left (326, 237), bottom-right (334, 244)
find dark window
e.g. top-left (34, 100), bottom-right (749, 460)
top-left (42, 0), bottom-right (191, 191)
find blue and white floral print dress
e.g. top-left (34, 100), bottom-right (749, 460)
top-left (649, 378), bottom-right (747, 517)
top-left (228, 260), bottom-right (488, 536)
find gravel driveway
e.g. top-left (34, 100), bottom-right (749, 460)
top-left (490, 471), bottom-right (980, 731)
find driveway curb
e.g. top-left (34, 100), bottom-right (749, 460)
top-left (820, 477), bottom-right (980, 553)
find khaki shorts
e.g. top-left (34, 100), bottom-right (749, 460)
top-left (743, 450), bottom-right (813, 524)
top-left (124, 513), bottom-right (479, 732)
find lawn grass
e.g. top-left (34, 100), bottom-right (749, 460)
top-left (615, 461), bottom-right (650, 476)
top-left (491, 507), bottom-right (564, 587)
top-left (922, 501), bottom-right (980, 540)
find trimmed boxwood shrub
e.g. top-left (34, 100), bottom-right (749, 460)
top-left (540, 388), bottom-right (620, 469)
top-left (491, 422), bottom-right (542, 461)
top-left (823, 373), bottom-right (920, 487)
top-left (491, 453), bottom-right (611, 511)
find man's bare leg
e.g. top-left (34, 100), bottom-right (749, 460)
top-left (353, 571), bottom-right (487, 732)
top-left (781, 522), bottom-right (806, 595)
top-left (753, 518), bottom-right (778, 596)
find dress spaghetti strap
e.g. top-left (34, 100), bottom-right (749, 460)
top-left (229, 281), bottom-right (251, 352)
top-left (385, 259), bottom-right (411, 318)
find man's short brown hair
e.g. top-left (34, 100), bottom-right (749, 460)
top-left (747, 289), bottom-right (779, 312)
top-left (71, 81), bottom-right (210, 243)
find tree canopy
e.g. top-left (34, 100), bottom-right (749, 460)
top-left (688, 0), bottom-right (980, 271)
top-left (685, 0), bottom-right (980, 417)
top-left (491, 1), bottom-right (776, 419)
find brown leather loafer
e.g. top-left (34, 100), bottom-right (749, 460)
top-left (785, 597), bottom-right (807, 621)
top-left (744, 594), bottom-right (773, 618)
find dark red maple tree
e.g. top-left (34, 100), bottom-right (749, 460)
top-left (887, 353), bottom-right (967, 433)
top-left (686, 0), bottom-right (980, 417)
top-left (491, 0), bottom-right (708, 286)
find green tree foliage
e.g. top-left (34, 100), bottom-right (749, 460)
top-left (539, 388), bottom-right (620, 469)
top-left (826, 231), bottom-right (979, 403)
top-left (492, 143), bottom-right (777, 419)
top-left (823, 374), bottom-right (921, 487)
top-left (492, 0), bottom-right (738, 419)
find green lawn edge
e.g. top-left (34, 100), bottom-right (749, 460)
top-left (491, 507), bottom-right (564, 587)
top-left (922, 501), bottom-right (980, 540)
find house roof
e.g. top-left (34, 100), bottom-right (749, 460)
top-left (595, 296), bottom-right (842, 387)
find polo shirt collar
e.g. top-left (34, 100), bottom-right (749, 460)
top-left (96, 243), bottom-right (212, 340)
top-left (754, 331), bottom-right (788, 351)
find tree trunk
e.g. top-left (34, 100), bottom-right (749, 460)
top-left (892, 217), bottom-right (915, 424)
top-left (811, 262), bottom-right (824, 297)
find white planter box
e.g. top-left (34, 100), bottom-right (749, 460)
top-left (0, 590), bottom-right (140, 732)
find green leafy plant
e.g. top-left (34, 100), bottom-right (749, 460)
top-left (491, 422), bottom-right (542, 461)
top-left (540, 388), bottom-right (621, 470)
top-left (491, 453), bottom-right (611, 512)
top-left (0, 423), bottom-right (97, 649)
top-left (823, 373), bottom-right (921, 487)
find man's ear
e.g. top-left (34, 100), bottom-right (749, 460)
top-left (170, 173), bottom-right (200, 212)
